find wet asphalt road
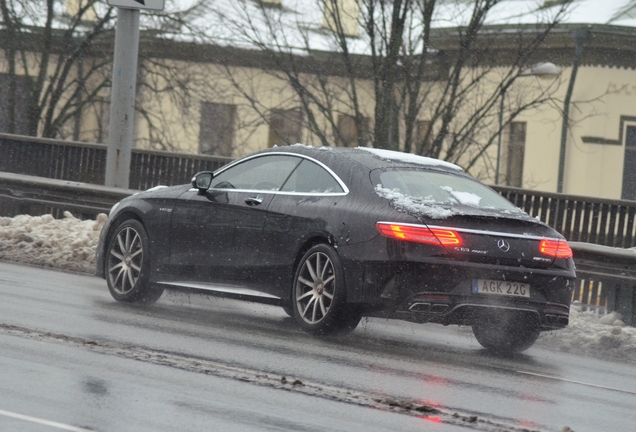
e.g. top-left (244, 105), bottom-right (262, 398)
top-left (0, 261), bottom-right (635, 432)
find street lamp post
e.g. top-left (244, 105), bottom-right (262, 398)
top-left (557, 29), bottom-right (590, 193)
top-left (495, 62), bottom-right (561, 185)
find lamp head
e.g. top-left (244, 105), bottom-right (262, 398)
top-left (529, 62), bottom-right (560, 76)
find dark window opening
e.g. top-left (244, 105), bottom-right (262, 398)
top-left (622, 125), bottom-right (636, 200)
top-left (199, 102), bottom-right (236, 157)
top-left (0, 73), bottom-right (30, 135)
top-left (505, 122), bottom-right (526, 188)
top-left (268, 109), bottom-right (302, 147)
top-left (415, 120), bottom-right (431, 152)
top-left (337, 114), bottom-right (370, 147)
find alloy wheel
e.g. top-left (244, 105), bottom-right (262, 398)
top-left (108, 226), bottom-right (144, 295)
top-left (295, 251), bottom-right (335, 324)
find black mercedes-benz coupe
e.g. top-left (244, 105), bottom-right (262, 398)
top-left (95, 145), bottom-right (575, 353)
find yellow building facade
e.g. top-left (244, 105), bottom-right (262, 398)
top-left (3, 3), bottom-right (636, 201)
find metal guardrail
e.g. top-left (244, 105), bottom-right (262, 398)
top-left (570, 242), bottom-right (636, 326)
top-left (0, 172), bottom-right (134, 219)
top-left (493, 185), bottom-right (636, 249)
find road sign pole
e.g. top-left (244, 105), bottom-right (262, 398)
top-left (105, 7), bottom-right (140, 188)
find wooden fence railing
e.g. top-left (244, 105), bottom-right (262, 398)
top-left (492, 185), bottom-right (636, 249)
top-left (0, 133), bottom-right (232, 191)
top-left (2, 133), bottom-right (636, 248)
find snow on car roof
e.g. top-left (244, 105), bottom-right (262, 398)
top-left (358, 147), bottom-right (463, 172)
top-left (267, 145), bottom-right (463, 171)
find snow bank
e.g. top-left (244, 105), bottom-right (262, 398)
top-left (0, 212), bottom-right (107, 274)
top-left (536, 304), bottom-right (636, 360)
top-left (1, 213), bottom-right (635, 361)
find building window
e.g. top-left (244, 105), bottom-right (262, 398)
top-left (415, 120), bottom-right (431, 151)
top-left (0, 73), bottom-right (30, 135)
top-left (268, 109), bottom-right (302, 147)
top-left (199, 102), bottom-right (236, 157)
top-left (337, 114), bottom-right (369, 147)
top-left (96, 100), bottom-right (110, 144)
top-left (622, 125), bottom-right (636, 200)
top-left (504, 122), bottom-right (526, 187)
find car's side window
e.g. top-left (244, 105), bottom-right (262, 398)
top-left (280, 159), bottom-right (344, 194)
top-left (211, 155), bottom-right (301, 191)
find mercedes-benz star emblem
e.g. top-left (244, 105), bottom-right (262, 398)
top-left (497, 239), bottom-right (510, 252)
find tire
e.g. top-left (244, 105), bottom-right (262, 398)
top-left (472, 313), bottom-right (540, 354)
top-left (292, 244), bottom-right (361, 336)
top-left (105, 219), bottom-right (164, 304)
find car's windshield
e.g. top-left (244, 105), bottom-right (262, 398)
top-left (377, 169), bottom-right (518, 210)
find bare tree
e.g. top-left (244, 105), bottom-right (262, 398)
top-left (0, 0), bottom-right (116, 138)
top-left (207, 0), bottom-right (570, 173)
top-left (0, 0), bottom-right (212, 144)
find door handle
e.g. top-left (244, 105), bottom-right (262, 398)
top-left (245, 196), bottom-right (263, 206)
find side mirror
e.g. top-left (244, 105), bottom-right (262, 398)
top-left (192, 171), bottom-right (214, 194)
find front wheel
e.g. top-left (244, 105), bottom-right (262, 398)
top-left (472, 314), bottom-right (540, 354)
top-left (106, 219), bottom-right (164, 304)
top-left (292, 244), bottom-right (361, 336)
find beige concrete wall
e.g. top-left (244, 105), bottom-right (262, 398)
top-left (132, 58), bottom-right (376, 158)
top-left (518, 66), bottom-right (636, 199)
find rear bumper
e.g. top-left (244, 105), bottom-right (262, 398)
top-left (391, 293), bottom-right (571, 330)
top-left (351, 258), bottom-right (575, 329)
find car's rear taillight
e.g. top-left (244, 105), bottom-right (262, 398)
top-left (539, 239), bottom-right (573, 258)
top-left (376, 223), bottom-right (463, 246)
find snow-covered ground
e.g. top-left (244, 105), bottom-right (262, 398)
top-left (0, 212), bottom-right (107, 274)
top-left (537, 307), bottom-right (636, 360)
top-left (0, 213), bottom-right (634, 361)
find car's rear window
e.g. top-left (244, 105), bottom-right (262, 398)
top-left (377, 170), bottom-right (518, 210)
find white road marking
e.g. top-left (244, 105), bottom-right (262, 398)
top-left (0, 409), bottom-right (94, 431)
top-left (517, 371), bottom-right (636, 396)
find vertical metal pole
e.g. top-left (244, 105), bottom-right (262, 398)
top-left (73, 53), bottom-right (83, 141)
top-left (557, 29), bottom-right (589, 194)
top-left (105, 8), bottom-right (140, 188)
top-left (495, 87), bottom-right (505, 185)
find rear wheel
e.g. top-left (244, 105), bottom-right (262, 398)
top-left (106, 219), bottom-right (164, 304)
top-left (472, 313), bottom-right (540, 354)
top-left (292, 244), bottom-right (361, 335)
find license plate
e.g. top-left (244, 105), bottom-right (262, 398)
top-left (472, 279), bottom-right (530, 298)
